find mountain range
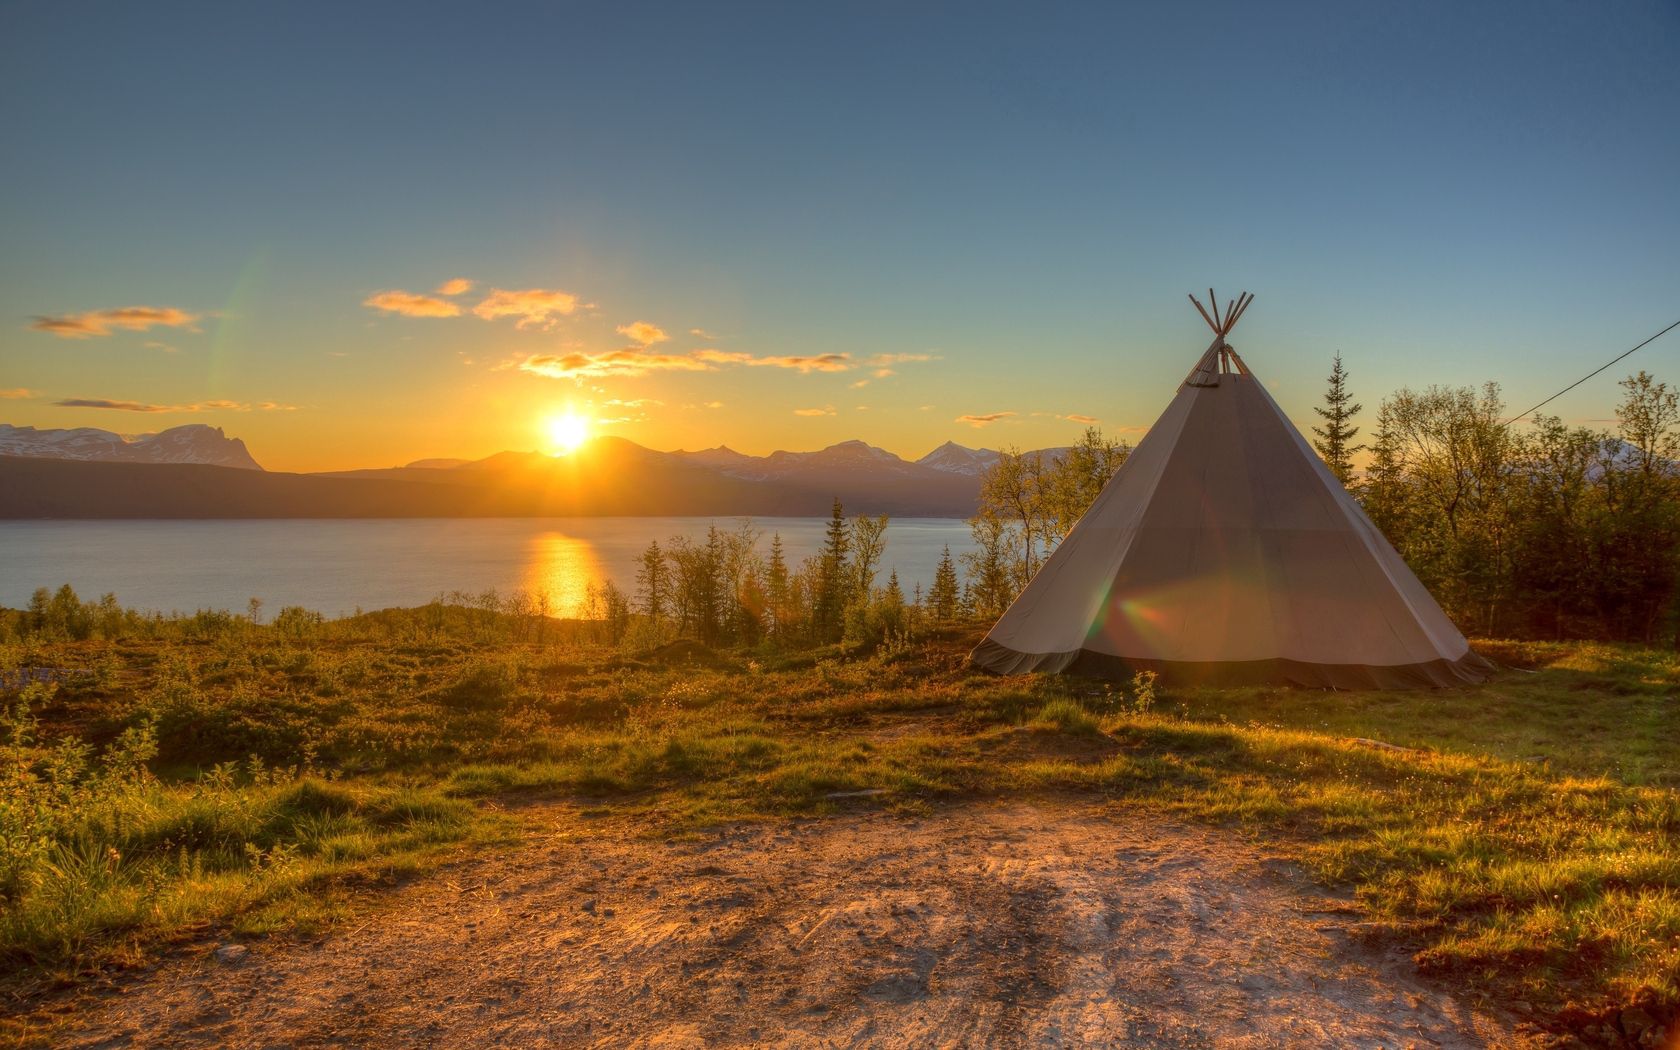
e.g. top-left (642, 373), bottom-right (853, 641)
top-left (0, 423), bottom-right (262, 470)
top-left (0, 424), bottom-right (1046, 519)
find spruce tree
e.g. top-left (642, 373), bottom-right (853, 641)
top-left (1312, 352), bottom-right (1365, 485)
top-left (815, 498), bottom-right (850, 641)
top-left (929, 544), bottom-right (960, 622)
top-left (765, 532), bottom-right (790, 638)
top-left (635, 540), bottom-right (667, 623)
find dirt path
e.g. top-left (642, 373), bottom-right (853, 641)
top-left (55, 802), bottom-right (1514, 1048)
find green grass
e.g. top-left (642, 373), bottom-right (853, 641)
top-left (2, 619), bottom-right (1677, 1040)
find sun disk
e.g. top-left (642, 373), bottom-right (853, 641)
top-left (545, 412), bottom-right (591, 454)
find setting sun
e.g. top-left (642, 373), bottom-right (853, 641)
top-left (545, 411), bottom-right (592, 454)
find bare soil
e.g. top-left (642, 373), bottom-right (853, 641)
top-left (51, 801), bottom-right (1517, 1048)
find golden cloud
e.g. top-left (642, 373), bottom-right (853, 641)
top-left (30, 306), bottom-right (201, 339)
top-left (793, 405), bottom-right (836, 417)
top-left (517, 349), bottom-right (713, 380)
top-left (956, 411), bottom-right (1017, 428)
top-left (616, 321), bottom-right (669, 345)
top-left (867, 352), bottom-right (937, 366)
top-left (1063, 413), bottom-right (1100, 424)
top-left (362, 291), bottom-right (461, 318)
top-left (0, 388), bottom-right (36, 399)
top-left (435, 278), bottom-right (475, 296)
top-left (55, 398), bottom-right (177, 412)
top-left (473, 288), bottom-right (579, 330)
top-left (692, 349), bottom-right (853, 373)
top-left (54, 397), bottom-right (294, 413)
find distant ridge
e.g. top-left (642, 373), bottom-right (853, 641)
top-left (0, 425), bottom-right (1102, 518)
top-left (0, 423), bottom-right (262, 470)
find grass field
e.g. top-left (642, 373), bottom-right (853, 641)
top-left (2, 612), bottom-right (1676, 1044)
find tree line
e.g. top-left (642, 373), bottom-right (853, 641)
top-left (623, 501), bottom-right (920, 650)
top-left (1361, 370), bottom-right (1679, 643)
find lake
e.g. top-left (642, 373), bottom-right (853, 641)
top-left (0, 518), bottom-right (977, 617)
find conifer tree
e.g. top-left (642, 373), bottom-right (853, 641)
top-left (814, 498), bottom-right (850, 641)
top-left (1312, 353), bottom-right (1365, 485)
top-left (635, 540), bottom-right (667, 624)
top-left (929, 544), bottom-right (960, 621)
top-left (765, 532), bottom-right (790, 638)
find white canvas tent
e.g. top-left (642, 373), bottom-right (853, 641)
top-left (969, 292), bottom-right (1494, 689)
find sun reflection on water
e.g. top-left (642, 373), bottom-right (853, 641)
top-left (520, 530), bottom-right (606, 617)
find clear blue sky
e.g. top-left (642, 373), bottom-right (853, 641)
top-left (3, 1), bottom-right (1676, 470)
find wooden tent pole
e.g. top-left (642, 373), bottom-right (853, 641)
top-left (1188, 294), bottom-right (1220, 334)
top-left (1228, 292), bottom-right (1254, 332)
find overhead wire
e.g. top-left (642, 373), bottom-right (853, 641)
top-left (1503, 316), bottom-right (1680, 425)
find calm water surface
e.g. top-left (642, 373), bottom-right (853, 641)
top-left (0, 518), bottom-right (976, 617)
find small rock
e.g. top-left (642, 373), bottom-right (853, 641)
top-left (581, 899), bottom-right (597, 914)
top-left (213, 944), bottom-right (248, 965)
top-left (1620, 1007), bottom-right (1656, 1039)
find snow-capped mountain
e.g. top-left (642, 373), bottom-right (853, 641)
top-left (671, 445), bottom-right (760, 471)
top-left (674, 440), bottom-right (923, 482)
top-left (916, 441), bottom-right (1003, 476)
top-left (0, 423), bottom-right (263, 470)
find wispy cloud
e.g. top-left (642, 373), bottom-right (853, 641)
top-left (473, 288), bottom-right (579, 330)
top-left (0, 388), bottom-right (36, 399)
top-left (30, 306), bottom-right (201, 339)
top-left (55, 399), bottom-right (180, 412)
top-left (867, 352), bottom-right (938, 366)
top-left (435, 277), bottom-right (475, 296)
top-left (143, 340), bottom-right (179, 353)
top-left (849, 379), bottom-right (870, 389)
top-left (794, 405), bottom-right (836, 417)
top-left (689, 328), bottom-right (718, 340)
top-left (1063, 413), bottom-right (1100, 425)
top-left (605, 397), bottom-right (664, 408)
top-left (703, 401), bottom-right (724, 409)
top-left (54, 397), bottom-right (295, 413)
top-left (956, 411), bottom-right (1017, 428)
top-left (616, 321), bottom-right (669, 345)
top-left (363, 290), bottom-right (461, 318)
top-left (692, 349), bottom-right (853, 373)
top-left (517, 349), bottom-right (712, 380)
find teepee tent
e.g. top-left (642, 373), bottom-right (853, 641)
top-left (970, 292), bottom-right (1493, 689)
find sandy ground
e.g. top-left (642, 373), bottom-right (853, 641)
top-left (52, 801), bottom-right (1515, 1049)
